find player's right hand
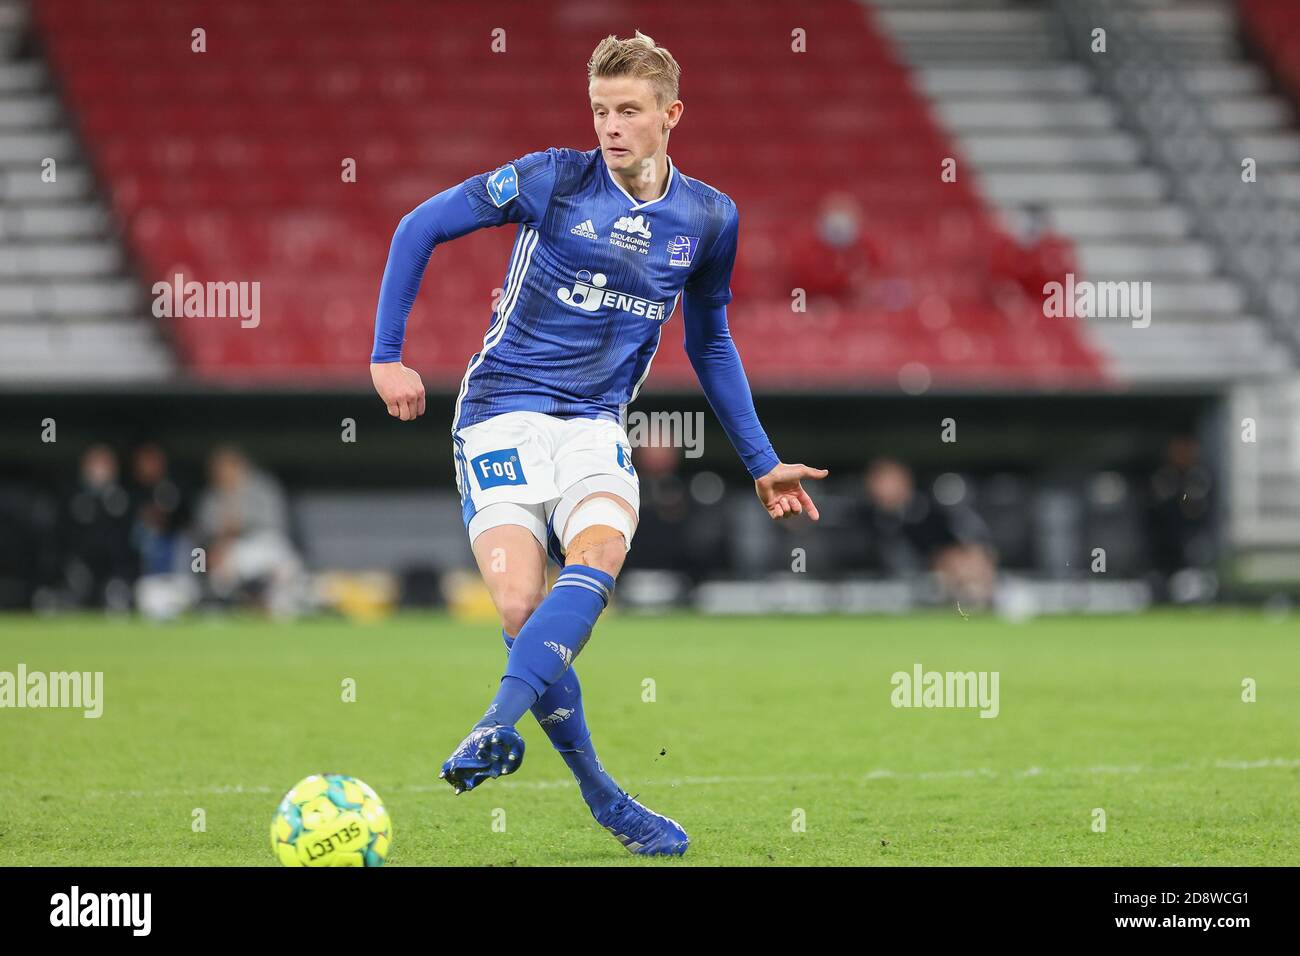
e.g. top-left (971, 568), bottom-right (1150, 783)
top-left (371, 361), bottom-right (426, 421)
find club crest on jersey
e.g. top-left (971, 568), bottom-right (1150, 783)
top-left (668, 235), bottom-right (699, 267)
top-left (471, 448), bottom-right (526, 489)
top-left (610, 214), bottom-right (652, 254)
top-left (616, 443), bottom-right (636, 475)
top-left (555, 270), bottom-right (667, 321)
top-left (486, 164), bottom-right (519, 208)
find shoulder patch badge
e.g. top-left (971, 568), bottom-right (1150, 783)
top-left (668, 235), bottom-right (699, 268)
top-left (486, 164), bottom-right (520, 208)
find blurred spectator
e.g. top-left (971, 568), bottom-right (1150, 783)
top-left (0, 482), bottom-right (57, 609)
top-left (784, 192), bottom-right (884, 307)
top-left (1147, 436), bottom-right (1216, 600)
top-left (993, 203), bottom-right (1078, 302)
top-left (60, 444), bottom-right (135, 610)
top-left (129, 443), bottom-right (188, 575)
top-left (194, 445), bottom-right (304, 616)
top-left (623, 442), bottom-right (728, 584)
top-left (858, 457), bottom-right (998, 606)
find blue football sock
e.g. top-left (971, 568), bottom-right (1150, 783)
top-left (502, 630), bottom-right (619, 813)
top-left (476, 564), bottom-right (615, 729)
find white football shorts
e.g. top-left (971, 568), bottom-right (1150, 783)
top-left (451, 411), bottom-right (640, 563)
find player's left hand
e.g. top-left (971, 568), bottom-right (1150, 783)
top-left (755, 463), bottom-right (829, 521)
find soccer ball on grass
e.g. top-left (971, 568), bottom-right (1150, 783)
top-left (270, 773), bottom-right (392, 866)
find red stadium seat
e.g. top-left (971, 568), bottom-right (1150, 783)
top-left (32, 0), bottom-right (1103, 386)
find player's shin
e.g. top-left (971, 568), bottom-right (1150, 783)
top-left (475, 564), bottom-right (615, 729)
top-left (502, 630), bottom-right (620, 811)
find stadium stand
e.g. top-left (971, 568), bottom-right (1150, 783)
top-left (4, 0), bottom-right (1296, 608)
top-left (0, 0), bottom-right (171, 382)
top-left (32, 0), bottom-right (1103, 387)
top-left (870, 0), bottom-right (1300, 574)
top-left (870, 0), bottom-right (1295, 383)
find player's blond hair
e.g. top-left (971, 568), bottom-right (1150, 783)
top-left (587, 30), bottom-right (680, 108)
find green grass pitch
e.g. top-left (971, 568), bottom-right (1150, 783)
top-left (1, 610), bottom-right (1297, 866)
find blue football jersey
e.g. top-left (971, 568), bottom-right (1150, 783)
top-left (452, 147), bottom-right (738, 432)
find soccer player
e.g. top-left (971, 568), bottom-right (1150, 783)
top-left (370, 31), bottom-right (826, 856)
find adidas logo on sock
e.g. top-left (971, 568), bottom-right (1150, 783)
top-left (544, 641), bottom-right (574, 666)
top-left (570, 219), bottom-right (598, 240)
top-left (538, 706), bottom-right (575, 727)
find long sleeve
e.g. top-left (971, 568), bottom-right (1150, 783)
top-left (680, 200), bottom-right (779, 479)
top-left (370, 184), bottom-right (483, 363)
top-left (371, 149), bottom-right (561, 363)
top-left (683, 293), bottom-right (780, 480)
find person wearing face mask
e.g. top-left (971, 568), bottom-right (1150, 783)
top-left (783, 191), bottom-right (883, 307)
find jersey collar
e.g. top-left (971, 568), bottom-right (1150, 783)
top-left (605, 154), bottom-right (677, 211)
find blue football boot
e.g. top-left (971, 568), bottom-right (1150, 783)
top-left (439, 725), bottom-right (525, 794)
top-left (594, 790), bottom-right (689, 856)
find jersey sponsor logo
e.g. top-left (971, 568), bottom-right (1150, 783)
top-left (486, 164), bottom-right (519, 208)
top-left (610, 214), bottom-right (652, 254)
top-left (556, 270), bottom-right (667, 321)
top-left (668, 235), bottom-right (699, 268)
top-left (570, 219), bottom-right (599, 240)
top-left (471, 447), bottom-right (526, 489)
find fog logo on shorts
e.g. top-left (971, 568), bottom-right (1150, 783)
top-left (472, 448), bottom-right (526, 490)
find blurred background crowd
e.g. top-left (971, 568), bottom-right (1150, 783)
top-left (0, 0), bottom-right (1295, 620)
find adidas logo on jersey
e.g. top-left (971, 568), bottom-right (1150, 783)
top-left (544, 641), bottom-right (574, 666)
top-left (570, 219), bottom-right (599, 240)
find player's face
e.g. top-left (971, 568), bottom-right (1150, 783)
top-left (589, 76), bottom-right (673, 173)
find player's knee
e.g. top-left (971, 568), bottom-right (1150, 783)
top-left (497, 587), bottom-right (544, 637)
top-left (560, 492), bottom-right (635, 576)
top-left (565, 526), bottom-right (627, 577)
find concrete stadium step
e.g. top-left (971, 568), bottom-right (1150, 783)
top-left (1234, 133), bottom-right (1300, 165)
top-left (0, 320), bottom-right (172, 380)
top-left (0, 279), bottom-right (141, 316)
top-left (936, 97), bottom-right (1118, 132)
top-left (1145, 278), bottom-right (1246, 314)
top-left (1089, 324), bottom-right (1292, 381)
top-left (0, 240), bottom-right (123, 277)
top-left (865, 0), bottom-right (1277, 387)
top-left (915, 66), bottom-right (1090, 96)
top-left (0, 0), bottom-right (172, 383)
top-left (1206, 97), bottom-right (1293, 132)
top-left (1074, 240), bottom-right (1218, 278)
top-left (1, 166), bottom-right (92, 200)
top-left (976, 170), bottom-right (1167, 203)
top-left (0, 202), bottom-right (108, 239)
top-left (1046, 203), bottom-right (1191, 240)
top-left (1183, 64), bottom-right (1267, 95)
top-left (0, 93), bottom-right (60, 127)
top-left (1089, 319), bottom-right (1275, 349)
top-left (957, 132), bottom-right (1142, 166)
top-left (0, 61), bottom-right (40, 92)
top-left (0, 129), bottom-right (76, 163)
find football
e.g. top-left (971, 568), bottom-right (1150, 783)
top-left (270, 773), bottom-right (393, 867)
